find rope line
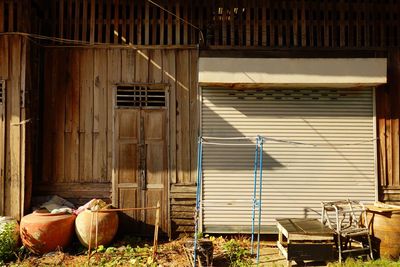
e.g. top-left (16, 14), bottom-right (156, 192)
top-left (200, 136), bottom-right (378, 148)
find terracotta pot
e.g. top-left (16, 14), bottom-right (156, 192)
top-left (20, 210), bottom-right (76, 254)
top-left (75, 210), bottom-right (119, 247)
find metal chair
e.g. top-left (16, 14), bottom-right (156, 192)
top-left (321, 199), bottom-right (373, 263)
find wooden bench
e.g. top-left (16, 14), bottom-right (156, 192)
top-left (276, 218), bottom-right (335, 266)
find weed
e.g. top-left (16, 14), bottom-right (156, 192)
top-left (222, 239), bottom-right (252, 267)
top-left (0, 221), bottom-right (19, 264)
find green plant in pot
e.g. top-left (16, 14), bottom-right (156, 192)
top-left (0, 217), bottom-right (20, 263)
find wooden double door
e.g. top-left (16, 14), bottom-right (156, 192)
top-left (113, 108), bottom-right (168, 234)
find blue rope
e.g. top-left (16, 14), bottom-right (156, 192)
top-left (193, 137), bottom-right (203, 267)
top-left (250, 136), bottom-right (259, 255)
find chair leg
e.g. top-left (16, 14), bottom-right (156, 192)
top-left (337, 234), bottom-right (342, 263)
top-left (367, 234), bottom-right (374, 260)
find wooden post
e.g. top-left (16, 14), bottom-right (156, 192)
top-left (153, 201), bottom-right (160, 260)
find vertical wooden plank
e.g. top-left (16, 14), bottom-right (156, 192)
top-left (98, 0), bottom-right (103, 43)
top-left (145, 1), bottom-right (149, 45)
top-left (377, 86), bottom-right (388, 187)
top-left (114, 0), bottom-right (119, 44)
top-left (64, 50), bottom-right (72, 182)
top-left (277, 1), bottom-right (283, 47)
top-left (129, 0), bottom-right (134, 44)
top-left (0, 0), bottom-right (4, 32)
top-left (159, 0), bottom-right (164, 45)
top-left (106, 0), bottom-right (111, 43)
top-left (176, 50), bottom-right (190, 184)
top-left (0, 36), bottom-right (7, 214)
top-left (20, 39), bottom-right (27, 214)
top-left (293, 0), bottom-right (298, 47)
top-left (149, 50), bottom-right (162, 83)
top-left (42, 50), bottom-right (52, 183)
top-left (245, 1), bottom-right (251, 46)
top-left (261, 0), bottom-right (267, 46)
top-left (59, 0), bottom-right (64, 38)
top-left (71, 50), bottom-right (80, 182)
top-left (253, 0), bottom-right (259, 46)
top-left (74, 0), bottom-right (80, 40)
top-left (189, 50), bottom-right (198, 184)
top-left (137, 0), bottom-right (142, 44)
top-left (107, 49), bottom-right (121, 185)
top-left (221, 1), bottom-right (227, 46)
top-left (90, 0), bottom-right (95, 43)
top-left (53, 49), bottom-right (66, 183)
top-left (269, 0), bottom-right (274, 47)
top-left (231, 1), bottom-right (236, 46)
top-left (82, 0), bottom-right (88, 42)
top-left (183, 1), bottom-right (188, 45)
top-left (389, 49), bottom-right (400, 186)
top-left (324, 0), bottom-right (329, 47)
top-left (8, 0), bottom-right (13, 32)
top-left (0, 36), bottom-right (8, 214)
top-left (9, 36), bottom-right (21, 219)
top-left (163, 50), bottom-right (176, 184)
top-left (121, 49), bottom-right (135, 83)
top-left (301, 0), bottom-right (306, 47)
top-left (175, 2), bottom-right (180, 45)
top-left (167, 0), bottom-right (172, 45)
top-left (237, 0), bottom-right (244, 46)
top-left (152, 2), bottom-right (157, 45)
top-left (79, 49), bottom-right (94, 182)
top-left (121, 0), bottom-right (127, 44)
top-left (135, 49), bottom-right (149, 82)
top-left (0, 36), bottom-right (8, 79)
top-left (93, 49), bottom-right (108, 182)
top-left (67, 0), bottom-right (72, 39)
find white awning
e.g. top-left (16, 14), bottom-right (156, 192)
top-left (199, 58), bottom-right (387, 88)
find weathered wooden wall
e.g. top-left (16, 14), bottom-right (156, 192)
top-left (36, 0), bottom-right (400, 48)
top-left (38, 47), bottom-right (198, 233)
top-left (377, 48), bottom-right (400, 204)
top-left (0, 35), bottom-right (34, 219)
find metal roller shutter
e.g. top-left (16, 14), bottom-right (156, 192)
top-left (201, 88), bottom-right (376, 233)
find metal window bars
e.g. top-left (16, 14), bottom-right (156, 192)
top-left (321, 199), bottom-right (374, 263)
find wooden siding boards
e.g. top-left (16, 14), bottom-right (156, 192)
top-left (378, 48), bottom-right (400, 203)
top-left (39, 48), bottom-right (198, 235)
top-left (0, 35), bottom-right (31, 219)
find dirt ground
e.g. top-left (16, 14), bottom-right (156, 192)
top-left (5, 236), bottom-right (332, 267)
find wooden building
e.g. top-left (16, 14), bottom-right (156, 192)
top-left (0, 0), bottom-right (399, 236)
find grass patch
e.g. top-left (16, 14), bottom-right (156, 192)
top-left (328, 258), bottom-right (400, 267)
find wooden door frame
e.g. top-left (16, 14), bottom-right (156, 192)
top-left (111, 83), bottom-right (170, 236)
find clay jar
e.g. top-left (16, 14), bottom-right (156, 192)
top-left (20, 210), bottom-right (76, 254)
top-left (75, 209), bottom-right (119, 247)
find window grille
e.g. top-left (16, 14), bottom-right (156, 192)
top-left (116, 84), bottom-right (166, 108)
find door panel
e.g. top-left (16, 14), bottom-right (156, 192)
top-left (118, 143), bottom-right (138, 184)
top-left (143, 109), bottom-right (167, 232)
top-left (114, 109), bottom-right (141, 225)
top-left (114, 108), bottom-right (168, 235)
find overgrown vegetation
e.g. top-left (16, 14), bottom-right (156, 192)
top-left (222, 239), bottom-right (252, 267)
top-left (0, 221), bottom-right (18, 264)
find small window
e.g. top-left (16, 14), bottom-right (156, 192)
top-left (0, 80), bottom-right (5, 105)
top-left (116, 84), bottom-right (166, 108)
